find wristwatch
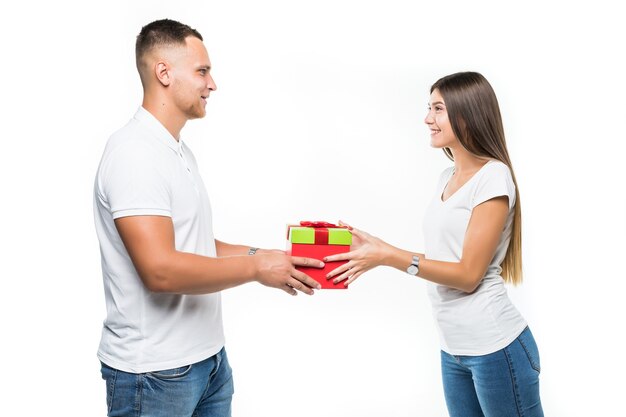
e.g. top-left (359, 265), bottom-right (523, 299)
top-left (406, 255), bottom-right (420, 275)
top-left (248, 247), bottom-right (258, 256)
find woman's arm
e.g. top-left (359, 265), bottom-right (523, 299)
top-left (325, 196), bottom-right (509, 292)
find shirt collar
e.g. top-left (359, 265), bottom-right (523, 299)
top-left (133, 106), bottom-right (183, 152)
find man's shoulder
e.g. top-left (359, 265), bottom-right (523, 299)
top-left (107, 117), bottom-right (142, 145)
top-left (103, 118), bottom-right (157, 158)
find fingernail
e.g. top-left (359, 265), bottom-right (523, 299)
top-left (323, 257), bottom-right (328, 262)
top-left (316, 284), bottom-right (321, 289)
top-left (320, 261), bottom-right (325, 266)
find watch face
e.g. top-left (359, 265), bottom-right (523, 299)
top-left (407, 265), bottom-right (418, 275)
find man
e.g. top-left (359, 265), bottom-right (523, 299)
top-left (93, 19), bottom-right (323, 417)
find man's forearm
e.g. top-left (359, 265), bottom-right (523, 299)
top-left (215, 239), bottom-right (254, 257)
top-left (145, 250), bottom-right (258, 294)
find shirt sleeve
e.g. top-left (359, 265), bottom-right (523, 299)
top-left (471, 162), bottom-right (516, 210)
top-left (101, 141), bottom-right (172, 219)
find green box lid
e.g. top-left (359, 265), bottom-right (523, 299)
top-left (288, 226), bottom-right (352, 245)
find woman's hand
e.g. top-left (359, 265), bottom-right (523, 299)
top-left (324, 221), bottom-right (392, 286)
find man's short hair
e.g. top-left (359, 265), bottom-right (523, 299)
top-left (135, 19), bottom-right (203, 83)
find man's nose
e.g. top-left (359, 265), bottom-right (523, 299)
top-left (208, 74), bottom-right (217, 91)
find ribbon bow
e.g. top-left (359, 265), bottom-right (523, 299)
top-left (289, 221), bottom-right (348, 245)
top-left (299, 221), bottom-right (338, 228)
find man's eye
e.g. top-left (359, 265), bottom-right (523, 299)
top-left (199, 70), bottom-right (206, 75)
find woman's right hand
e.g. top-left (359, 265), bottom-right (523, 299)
top-left (323, 221), bottom-right (392, 286)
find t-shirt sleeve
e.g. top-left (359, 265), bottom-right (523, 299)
top-left (101, 142), bottom-right (172, 219)
top-left (471, 162), bottom-right (516, 210)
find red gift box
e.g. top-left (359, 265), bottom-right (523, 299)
top-left (286, 221), bottom-right (352, 289)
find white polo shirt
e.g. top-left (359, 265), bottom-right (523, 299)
top-left (93, 107), bottom-right (224, 373)
top-left (423, 160), bottom-right (527, 356)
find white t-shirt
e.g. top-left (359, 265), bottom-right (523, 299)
top-left (423, 160), bottom-right (527, 356)
top-left (93, 107), bottom-right (225, 373)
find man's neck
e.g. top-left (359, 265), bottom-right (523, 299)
top-left (142, 99), bottom-right (186, 140)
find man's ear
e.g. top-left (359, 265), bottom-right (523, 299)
top-left (155, 61), bottom-right (171, 86)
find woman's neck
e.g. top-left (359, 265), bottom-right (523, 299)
top-left (450, 147), bottom-right (491, 176)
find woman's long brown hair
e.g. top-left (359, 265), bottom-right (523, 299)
top-left (431, 72), bottom-right (522, 285)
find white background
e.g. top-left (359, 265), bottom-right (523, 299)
top-left (1, 0), bottom-right (624, 415)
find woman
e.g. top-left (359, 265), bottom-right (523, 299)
top-left (326, 72), bottom-right (543, 417)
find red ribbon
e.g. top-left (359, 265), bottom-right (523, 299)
top-left (299, 221), bottom-right (338, 228)
top-left (287, 221), bottom-right (346, 244)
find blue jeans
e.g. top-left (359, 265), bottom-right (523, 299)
top-left (100, 347), bottom-right (234, 417)
top-left (441, 327), bottom-right (543, 417)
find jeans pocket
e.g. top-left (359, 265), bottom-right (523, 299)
top-left (100, 362), bottom-right (117, 413)
top-left (148, 364), bottom-right (193, 380)
top-left (517, 327), bottom-right (541, 373)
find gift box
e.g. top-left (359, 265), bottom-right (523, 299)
top-left (287, 221), bottom-right (352, 289)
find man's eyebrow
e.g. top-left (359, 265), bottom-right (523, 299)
top-left (197, 65), bottom-right (211, 71)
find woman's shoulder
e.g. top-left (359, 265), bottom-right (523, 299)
top-left (481, 159), bottom-right (513, 180)
top-left (473, 159), bottom-right (516, 207)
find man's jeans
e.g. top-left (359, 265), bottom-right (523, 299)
top-left (100, 347), bottom-right (234, 417)
top-left (441, 327), bottom-right (544, 417)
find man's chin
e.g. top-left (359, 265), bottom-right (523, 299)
top-left (187, 109), bottom-right (206, 120)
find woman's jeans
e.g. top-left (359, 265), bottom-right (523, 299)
top-left (100, 347), bottom-right (234, 417)
top-left (441, 327), bottom-right (543, 417)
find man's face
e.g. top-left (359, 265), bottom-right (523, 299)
top-left (168, 36), bottom-right (216, 120)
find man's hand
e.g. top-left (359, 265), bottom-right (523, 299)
top-left (254, 253), bottom-right (324, 295)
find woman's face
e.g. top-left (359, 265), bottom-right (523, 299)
top-left (425, 89), bottom-right (457, 149)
